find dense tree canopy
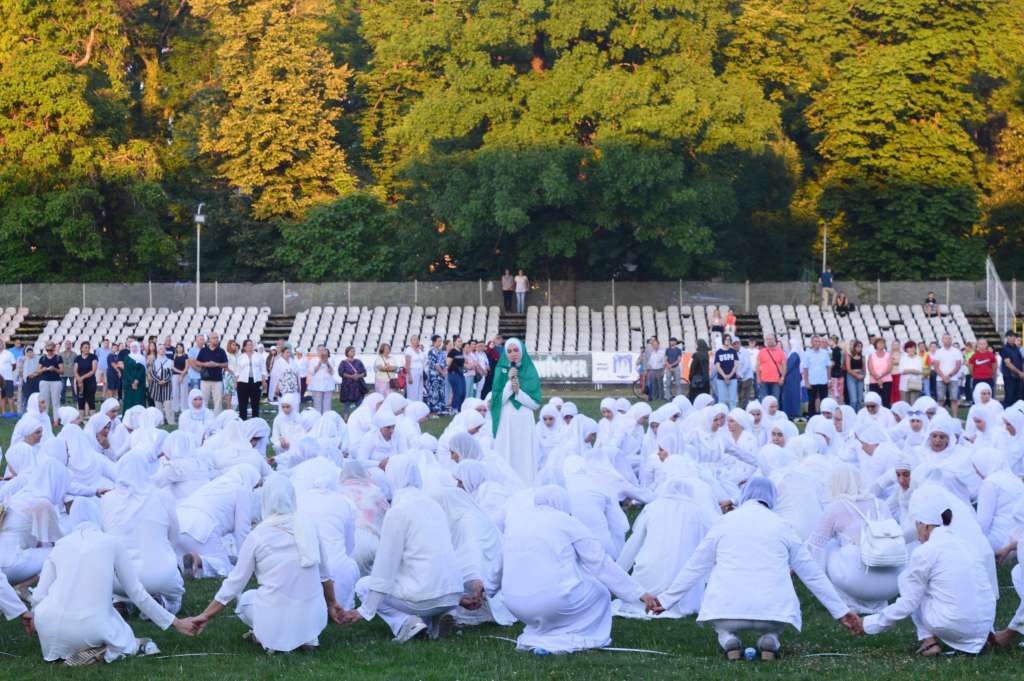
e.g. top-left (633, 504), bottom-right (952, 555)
top-left (1, 0), bottom-right (1022, 282)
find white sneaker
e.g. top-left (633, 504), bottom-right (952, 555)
top-left (393, 617), bottom-right (427, 643)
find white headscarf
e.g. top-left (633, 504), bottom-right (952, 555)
top-left (258, 473), bottom-right (321, 567)
top-left (101, 448), bottom-right (156, 522)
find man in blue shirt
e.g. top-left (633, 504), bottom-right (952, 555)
top-left (819, 266), bottom-right (835, 307)
top-left (186, 334), bottom-right (205, 393)
top-left (802, 335), bottom-right (833, 417)
top-left (1000, 331), bottom-right (1024, 407)
top-left (713, 342), bottom-right (739, 409)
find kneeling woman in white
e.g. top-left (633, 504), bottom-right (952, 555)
top-left (189, 474), bottom-right (344, 652)
top-left (31, 498), bottom-right (195, 664)
top-left (348, 455), bottom-right (468, 642)
top-left (502, 486), bottom-right (657, 653)
top-left (863, 488), bottom-right (997, 655)
top-left (805, 464), bottom-right (903, 614)
top-left (651, 478), bottom-right (860, 660)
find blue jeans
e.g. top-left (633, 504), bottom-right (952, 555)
top-left (757, 382), bottom-right (781, 402)
top-left (846, 376), bottom-right (864, 411)
top-left (715, 378), bottom-right (737, 409)
top-left (516, 292), bottom-right (526, 313)
top-left (448, 372), bottom-right (466, 413)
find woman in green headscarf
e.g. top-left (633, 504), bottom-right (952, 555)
top-left (122, 341), bottom-right (147, 411)
top-left (490, 338), bottom-right (542, 485)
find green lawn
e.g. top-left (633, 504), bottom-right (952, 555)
top-left (1, 392), bottom-right (1023, 679)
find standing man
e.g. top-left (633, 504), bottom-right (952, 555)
top-left (713, 339), bottom-right (739, 409)
top-left (643, 338), bottom-right (666, 402)
top-left (1000, 331), bottom-right (1024, 407)
top-left (932, 334), bottom-right (963, 417)
top-left (0, 340), bottom-right (15, 418)
top-left (162, 336), bottom-right (175, 360)
top-left (501, 269), bottom-right (515, 313)
top-left (757, 334), bottom-right (786, 401)
top-left (664, 337), bottom-right (683, 398)
top-left (186, 334), bottom-right (205, 395)
top-left (734, 337), bottom-right (754, 408)
top-left (96, 338), bottom-right (111, 396)
top-left (38, 341), bottom-right (64, 426)
top-left (967, 339), bottom-right (996, 393)
top-left (196, 333), bottom-right (229, 414)
top-left (61, 340), bottom-right (76, 405)
top-left (801, 336), bottom-right (832, 417)
top-left (819, 266), bottom-right (835, 307)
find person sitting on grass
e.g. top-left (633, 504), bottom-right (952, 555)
top-left (648, 477), bottom-right (863, 660)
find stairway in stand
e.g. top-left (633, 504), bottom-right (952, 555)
top-left (734, 314), bottom-right (764, 342)
top-left (260, 314), bottom-right (295, 347)
top-left (499, 312), bottom-right (526, 340)
top-left (13, 315), bottom-right (60, 345)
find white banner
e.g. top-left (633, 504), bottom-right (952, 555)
top-left (591, 351), bottom-right (639, 383)
top-left (531, 353), bottom-right (592, 382)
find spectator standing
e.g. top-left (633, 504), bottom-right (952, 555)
top-left (501, 270), bottom-right (515, 312)
top-left (404, 335), bottom-right (427, 402)
top-left (734, 337), bottom-right (754, 408)
top-left (898, 341), bottom-right (924, 405)
top-left (374, 343), bottom-right (397, 397)
top-left (470, 340), bottom-right (490, 399)
top-left (968, 339), bottom-right (997, 393)
top-left (223, 339), bottom-right (239, 413)
top-left (161, 336), bottom-right (175, 360)
top-left (186, 335), bottom-right (204, 395)
top-left (713, 339), bottom-right (739, 409)
top-left (828, 337), bottom-right (845, 403)
top-left (644, 338), bottom-right (666, 402)
top-left (482, 335), bottom-right (504, 399)
top-left (73, 341), bottom-right (98, 417)
top-left (196, 333), bottom-right (229, 415)
top-left (235, 340), bottom-right (266, 419)
top-left (105, 342), bottom-right (122, 400)
top-left (337, 346), bottom-right (366, 416)
top-left (38, 341), bottom-right (64, 426)
top-left (9, 338), bottom-right (22, 361)
top-left (425, 335), bottom-right (448, 415)
top-left (271, 346), bottom-right (300, 401)
top-left (888, 340), bottom-right (902, 407)
top-left (932, 334), bottom-right (963, 417)
top-left (664, 338), bottom-right (683, 398)
top-left (148, 345), bottom-right (175, 425)
top-left (960, 342), bottom-right (975, 405)
top-left (757, 334), bottom-right (786, 401)
top-left (866, 339), bottom-right (893, 408)
top-left (171, 343), bottom-right (189, 414)
top-left (95, 338), bottom-right (111, 394)
top-left (845, 340), bottom-right (865, 411)
top-left (724, 309), bottom-right (737, 336)
top-left (19, 345), bottom-right (39, 412)
top-left (446, 337), bottom-right (467, 412)
top-left (801, 336), bottom-right (832, 417)
top-left (514, 270), bottom-right (529, 313)
top-left (924, 341), bottom-right (938, 398)
top-left (819, 266), bottom-right (835, 307)
top-left (60, 340), bottom-right (76, 405)
top-left (688, 339), bottom-right (711, 400)
top-left (1000, 331), bottom-right (1023, 407)
top-left (0, 340), bottom-right (15, 417)
top-left (306, 346), bottom-right (336, 414)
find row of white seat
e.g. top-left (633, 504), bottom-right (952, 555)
top-left (758, 304), bottom-right (977, 347)
top-left (289, 305), bottom-right (501, 354)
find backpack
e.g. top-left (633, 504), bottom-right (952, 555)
top-left (849, 500), bottom-right (907, 568)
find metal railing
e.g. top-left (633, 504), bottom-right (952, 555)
top-left (985, 257), bottom-right (1017, 335)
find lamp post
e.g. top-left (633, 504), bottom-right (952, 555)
top-left (194, 203), bottom-right (205, 308)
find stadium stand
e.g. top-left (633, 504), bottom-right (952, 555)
top-left (757, 303), bottom-right (976, 347)
top-left (286, 305), bottom-right (501, 354)
top-left (35, 306), bottom-right (270, 351)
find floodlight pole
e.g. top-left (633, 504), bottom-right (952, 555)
top-left (195, 203), bottom-right (205, 308)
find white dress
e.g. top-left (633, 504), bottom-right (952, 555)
top-left (32, 525), bottom-right (175, 663)
top-left (176, 482), bottom-right (253, 577)
top-left (297, 489), bottom-right (361, 609)
top-left (502, 504), bottom-right (644, 652)
top-left (494, 382), bottom-right (538, 485)
top-left (213, 522), bottom-right (331, 652)
top-left (863, 525), bottom-right (996, 653)
top-left (404, 346), bottom-right (427, 403)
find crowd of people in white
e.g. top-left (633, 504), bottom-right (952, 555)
top-left (1, 334), bottom-right (1024, 665)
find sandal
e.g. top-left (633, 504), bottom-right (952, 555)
top-left (65, 646), bottom-right (107, 667)
top-left (916, 642), bottom-right (944, 657)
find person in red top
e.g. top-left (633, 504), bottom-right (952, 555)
top-left (757, 334), bottom-right (786, 401)
top-left (968, 338), bottom-right (997, 391)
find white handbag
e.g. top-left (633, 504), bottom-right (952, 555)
top-left (850, 500), bottom-right (907, 568)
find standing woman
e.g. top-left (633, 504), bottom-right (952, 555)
top-left (73, 341), bottom-right (98, 418)
top-left (374, 343), bottom-right (397, 397)
top-left (514, 269), bottom-right (529, 314)
top-left (687, 339), bottom-right (711, 400)
top-left (845, 340), bottom-right (865, 411)
top-left (888, 340), bottom-right (902, 408)
top-left (404, 335), bottom-right (427, 403)
top-left (121, 342), bottom-right (147, 411)
top-left (147, 346), bottom-right (175, 426)
top-left (491, 338), bottom-right (541, 486)
top-left (235, 340), bottom-right (264, 419)
top-left (223, 339), bottom-right (239, 413)
top-left (272, 347), bottom-right (300, 402)
top-left (828, 337), bottom-right (845, 404)
top-left (867, 339), bottom-right (892, 408)
top-left (781, 338), bottom-right (804, 420)
top-left (105, 342), bottom-right (122, 400)
top-left (307, 346), bottom-right (336, 415)
top-left (898, 341), bottom-right (924, 405)
top-left (446, 338), bottom-right (467, 413)
top-left (172, 343), bottom-right (188, 417)
top-left (425, 336), bottom-right (448, 416)
top-left (338, 346), bottom-right (367, 417)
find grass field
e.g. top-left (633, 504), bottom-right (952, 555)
top-left (1, 392), bottom-right (1023, 679)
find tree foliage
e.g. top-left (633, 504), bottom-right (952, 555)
top-left (2, 0), bottom-right (1024, 281)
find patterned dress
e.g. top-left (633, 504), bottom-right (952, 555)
top-left (425, 347), bottom-right (447, 414)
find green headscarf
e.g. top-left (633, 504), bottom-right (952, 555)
top-left (490, 338), bottom-right (542, 435)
